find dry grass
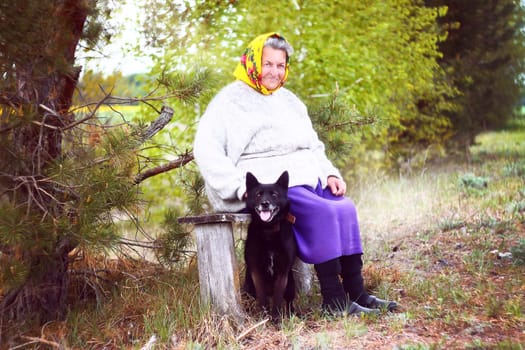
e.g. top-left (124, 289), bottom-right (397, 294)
top-left (354, 165), bottom-right (460, 253)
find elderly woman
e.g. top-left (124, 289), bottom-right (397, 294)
top-left (193, 32), bottom-right (397, 315)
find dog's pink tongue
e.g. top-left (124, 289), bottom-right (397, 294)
top-left (259, 210), bottom-right (271, 222)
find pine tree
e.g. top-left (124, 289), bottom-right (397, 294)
top-left (0, 0), bottom-right (127, 325)
top-left (0, 0), bottom-right (202, 327)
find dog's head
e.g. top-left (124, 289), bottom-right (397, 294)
top-left (245, 171), bottom-right (289, 224)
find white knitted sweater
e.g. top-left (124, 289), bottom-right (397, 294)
top-left (193, 81), bottom-right (342, 212)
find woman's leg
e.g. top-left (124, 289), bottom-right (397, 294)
top-left (340, 254), bottom-right (398, 311)
top-left (314, 257), bottom-right (378, 315)
top-left (340, 254), bottom-right (368, 304)
top-left (314, 258), bottom-right (345, 310)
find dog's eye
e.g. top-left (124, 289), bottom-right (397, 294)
top-left (271, 191), bottom-right (279, 198)
top-left (255, 191), bottom-right (263, 198)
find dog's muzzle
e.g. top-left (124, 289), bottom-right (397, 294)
top-left (255, 202), bottom-right (279, 222)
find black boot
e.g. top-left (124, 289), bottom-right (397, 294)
top-left (340, 254), bottom-right (398, 312)
top-left (362, 295), bottom-right (398, 312)
top-left (314, 258), bottom-right (378, 316)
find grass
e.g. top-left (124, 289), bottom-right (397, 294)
top-left (3, 121), bottom-right (525, 349)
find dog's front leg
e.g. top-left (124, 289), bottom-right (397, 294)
top-left (251, 270), bottom-right (269, 313)
top-left (271, 273), bottom-right (289, 321)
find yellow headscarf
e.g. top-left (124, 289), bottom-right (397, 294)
top-left (233, 32), bottom-right (290, 95)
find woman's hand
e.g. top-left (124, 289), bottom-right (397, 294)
top-left (327, 176), bottom-right (346, 196)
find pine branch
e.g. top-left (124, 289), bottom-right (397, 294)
top-left (325, 115), bottom-right (376, 131)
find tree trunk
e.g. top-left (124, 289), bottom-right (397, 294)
top-left (0, 0), bottom-right (88, 324)
top-left (1, 239), bottom-right (75, 323)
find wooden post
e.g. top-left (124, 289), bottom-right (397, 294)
top-left (178, 213), bottom-right (251, 318)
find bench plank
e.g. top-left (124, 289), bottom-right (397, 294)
top-left (178, 213), bottom-right (251, 225)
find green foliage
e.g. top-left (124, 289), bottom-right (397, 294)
top-left (175, 167), bottom-right (209, 214)
top-left (0, 2), bottom-right (67, 78)
top-left (308, 89), bottom-right (377, 169)
top-left (503, 160), bottom-right (525, 177)
top-left (0, 117), bottom-right (144, 294)
top-left (0, 0), bottom-right (108, 87)
top-left (429, 0), bottom-right (525, 142)
top-left (141, 0), bottom-right (237, 50)
top-left (156, 68), bottom-right (216, 105)
top-left (140, 0), bottom-right (455, 175)
top-left (155, 209), bottom-right (193, 266)
top-left (458, 173), bottom-right (489, 191)
top-left (53, 125), bottom-right (143, 244)
top-left (76, 65), bottom-right (216, 225)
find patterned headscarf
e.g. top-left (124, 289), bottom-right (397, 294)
top-left (233, 32), bottom-right (290, 95)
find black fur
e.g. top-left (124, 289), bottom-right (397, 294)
top-left (243, 171), bottom-right (297, 320)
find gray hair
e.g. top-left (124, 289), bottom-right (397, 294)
top-left (264, 36), bottom-right (294, 57)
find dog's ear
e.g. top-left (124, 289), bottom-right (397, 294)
top-left (246, 172), bottom-right (259, 191)
top-left (276, 171), bottom-right (289, 190)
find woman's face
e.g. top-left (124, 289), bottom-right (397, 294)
top-left (260, 46), bottom-right (287, 91)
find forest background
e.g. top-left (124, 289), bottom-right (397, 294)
top-left (77, 0), bottom-right (525, 216)
top-left (0, 0), bottom-right (524, 348)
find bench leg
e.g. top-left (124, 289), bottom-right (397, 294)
top-left (194, 222), bottom-right (244, 318)
top-left (293, 259), bottom-right (313, 295)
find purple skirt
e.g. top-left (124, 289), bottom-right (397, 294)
top-left (288, 183), bottom-right (363, 264)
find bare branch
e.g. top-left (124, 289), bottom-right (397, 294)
top-left (31, 120), bottom-right (60, 130)
top-left (134, 151), bottom-right (194, 184)
top-left (118, 238), bottom-right (162, 249)
top-left (139, 106), bottom-right (174, 142)
top-left (63, 92), bottom-right (114, 131)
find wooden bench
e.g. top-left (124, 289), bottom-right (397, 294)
top-left (178, 212), bottom-right (312, 319)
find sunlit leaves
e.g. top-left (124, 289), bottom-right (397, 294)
top-left (141, 0), bottom-right (455, 172)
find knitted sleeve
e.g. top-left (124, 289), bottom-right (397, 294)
top-left (193, 89), bottom-right (249, 202)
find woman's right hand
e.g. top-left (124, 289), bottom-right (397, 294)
top-left (327, 176), bottom-right (346, 196)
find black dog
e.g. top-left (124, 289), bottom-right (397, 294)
top-left (243, 171), bottom-right (297, 320)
